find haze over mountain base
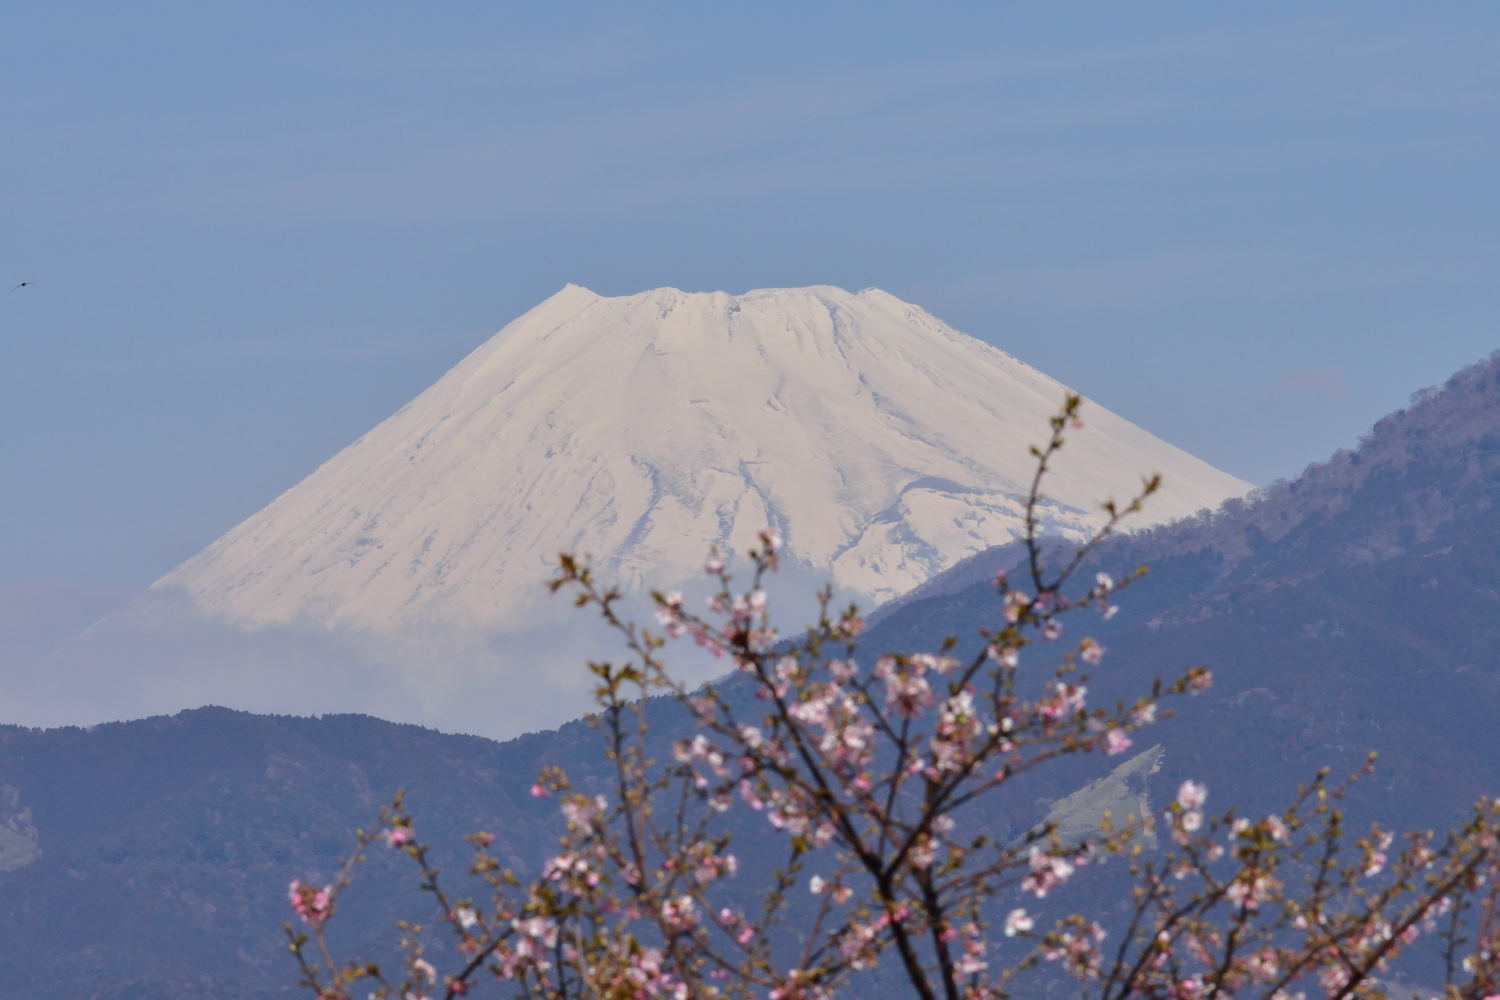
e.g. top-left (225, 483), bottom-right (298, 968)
top-left (24, 563), bottom-right (840, 738)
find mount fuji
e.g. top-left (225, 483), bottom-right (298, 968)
top-left (38, 285), bottom-right (1250, 737)
top-left (159, 284), bottom-right (1247, 626)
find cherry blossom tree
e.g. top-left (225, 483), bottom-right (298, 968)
top-left (287, 396), bottom-right (1500, 1000)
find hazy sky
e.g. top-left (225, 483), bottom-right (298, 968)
top-left (2, 3), bottom-right (1497, 639)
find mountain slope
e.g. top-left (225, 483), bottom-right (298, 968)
top-left (156, 284), bottom-right (1249, 632)
top-left (862, 349), bottom-right (1500, 831)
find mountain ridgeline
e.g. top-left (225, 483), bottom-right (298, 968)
top-left (2, 351), bottom-right (1497, 995)
top-left (870, 348), bottom-right (1500, 830)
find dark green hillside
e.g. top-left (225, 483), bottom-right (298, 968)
top-left (0, 708), bottom-right (601, 997)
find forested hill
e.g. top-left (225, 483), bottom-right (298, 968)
top-left (864, 349), bottom-right (1500, 831)
top-left (0, 707), bottom-right (603, 998)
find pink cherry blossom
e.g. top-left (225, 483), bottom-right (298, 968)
top-left (1103, 728), bottom-right (1132, 755)
top-left (1004, 908), bottom-right (1034, 937)
top-left (288, 879), bottom-right (333, 926)
top-left (1177, 780), bottom-right (1208, 811)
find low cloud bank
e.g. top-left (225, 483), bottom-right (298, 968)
top-left (4, 560), bottom-right (849, 741)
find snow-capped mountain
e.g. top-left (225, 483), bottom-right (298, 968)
top-left (157, 284), bottom-right (1249, 632)
top-left (23, 284), bottom-right (1253, 739)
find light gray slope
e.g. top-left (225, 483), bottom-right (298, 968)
top-left (158, 284), bottom-right (1250, 632)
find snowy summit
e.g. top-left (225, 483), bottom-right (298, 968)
top-left (157, 284), bottom-right (1250, 633)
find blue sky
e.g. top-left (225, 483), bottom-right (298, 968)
top-left (2, 2), bottom-right (1497, 638)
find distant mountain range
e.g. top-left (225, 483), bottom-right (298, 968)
top-left (3, 350), bottom-right (1496, 997)
top-left (21, 285), bottom-right (1246, 738)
